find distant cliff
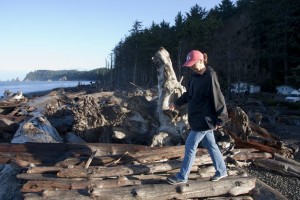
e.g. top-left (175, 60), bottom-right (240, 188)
top-left (24, 68), bottom-right (108, 81)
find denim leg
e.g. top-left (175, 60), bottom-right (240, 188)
top-left (176, 130), bottom-right (205, 181)
top-left (202, 130), bottom-right (227, 176)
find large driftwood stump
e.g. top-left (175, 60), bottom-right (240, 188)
top-left (70, 91), bottom-right (159, 144)
top-left (71, 94), bottom-right (112, 142)
top-left (225, 106), bottom-right (293, 157)
top-left (152, 47), bottom-right (189, 146)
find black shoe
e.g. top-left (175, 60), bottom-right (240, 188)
top-left (210, 174), bottom-right (228, 182)
top-left (166, 175), bottom-right (187, 185)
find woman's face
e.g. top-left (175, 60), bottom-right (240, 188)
top-left (190, 60), bottom-right (204, 73)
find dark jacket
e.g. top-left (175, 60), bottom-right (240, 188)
top-left (175, 66), bottom-right (228, 131)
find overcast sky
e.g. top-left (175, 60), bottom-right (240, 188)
top-left (0, 0), bottom-right (235, 81)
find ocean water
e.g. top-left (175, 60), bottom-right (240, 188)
top-left (0, 81), bottom-right (91, 96)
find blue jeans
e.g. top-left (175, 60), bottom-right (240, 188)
top-left (176, 130), bottom-right (227, 181)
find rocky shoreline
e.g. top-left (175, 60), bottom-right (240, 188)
top-left (247, 165), bottom-right (300, 200)
top-left (248, 123), bottom-right (300, 200)
top-left (244, 103), bottom-right (300, 200)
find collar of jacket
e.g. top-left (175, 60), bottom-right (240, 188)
top-left (192, 66), bottom-right (211, 77)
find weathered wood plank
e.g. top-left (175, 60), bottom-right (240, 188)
top-left (54, 155), bottom-right (120, 167)
top-left (253, 158), bottom-right (300, 178)
top-left (26, 166), bottom-right (64, 174)
top-left (249, 121), bottom-right (278, 140)
top-left (232, 150), bottom-right (272, 161)
top-left (205, 196), bottom-right (253, 200)
top-left (23, 190), bottom-right (91, 200)
top-left (21, 177), bottom-right (141, 192)
top-left (0, 143), bottom-right (150, 154)
top-left (128, 146), bottom-right (208, 163)
top-left (17, 173), bottom-right (97, 181)
top-left (251, 179), bottom-right (288, 200)
top-left (0, 143), bottom-right (209, 166)
top-left (57, 160), bottom-right (183, 178)
top-left (0, 152), bottom-right (63, 165)
top-left (1, 151), bottom-right (129, 167)
top-left (57, 154), bottom-right (215, 178)
top-left (89, 176), bottom-right (256, 200)
top-left (274, 153), bottom-right (300, 167)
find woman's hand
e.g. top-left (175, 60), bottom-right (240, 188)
top-left (215, 125), bottom-right (222, 130)
top-left (169, 103), bottom-right (175, 111)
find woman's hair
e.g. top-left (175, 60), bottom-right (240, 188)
top-left (203, 53), bottom-right (208, 64)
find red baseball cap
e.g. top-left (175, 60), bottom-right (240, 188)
top-left (182, 50), bottom-right (204, 67)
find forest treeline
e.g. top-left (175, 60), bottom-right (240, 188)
top-left (24, 68), bottom-right (108, 81)
top-left (108, 0), bottom-right (300, 94)
top-left (25, 0), bottom-right (300, 94)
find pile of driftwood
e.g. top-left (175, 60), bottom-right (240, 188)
top-left (0, 143), bottom-right (299, 199)
top-left (0, 47), bottom-right (299, 199)
top-left (1, 140), bottom-right (298, 199)
top-left (0, 142), bottom-right (288, 200)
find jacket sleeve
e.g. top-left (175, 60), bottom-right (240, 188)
top-left (210, 72), bottom-right (228, 126)
top-left (175, 78), bottom-right (190, 107)
top-left (175, 91), bottom-right (188, 107)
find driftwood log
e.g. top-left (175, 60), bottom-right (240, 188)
top-left (21, 176), bottom-right (141, 193)
top-left (11, 114), bottom-right (63, 143)
top-left (251, 179), bottom-right (288, 200)
top-left (20, 177), bottom-right (256, 200)
top-left (89, 176), bottom-right (256, 200)
top-left (0, 143), bottom-right (150, 166)
top-left (253, 158), bottom-right (300, 178)
top-left (56, 158), bottom-right (208, 178)
top-left (23, 190), bottom-right (91, 200)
